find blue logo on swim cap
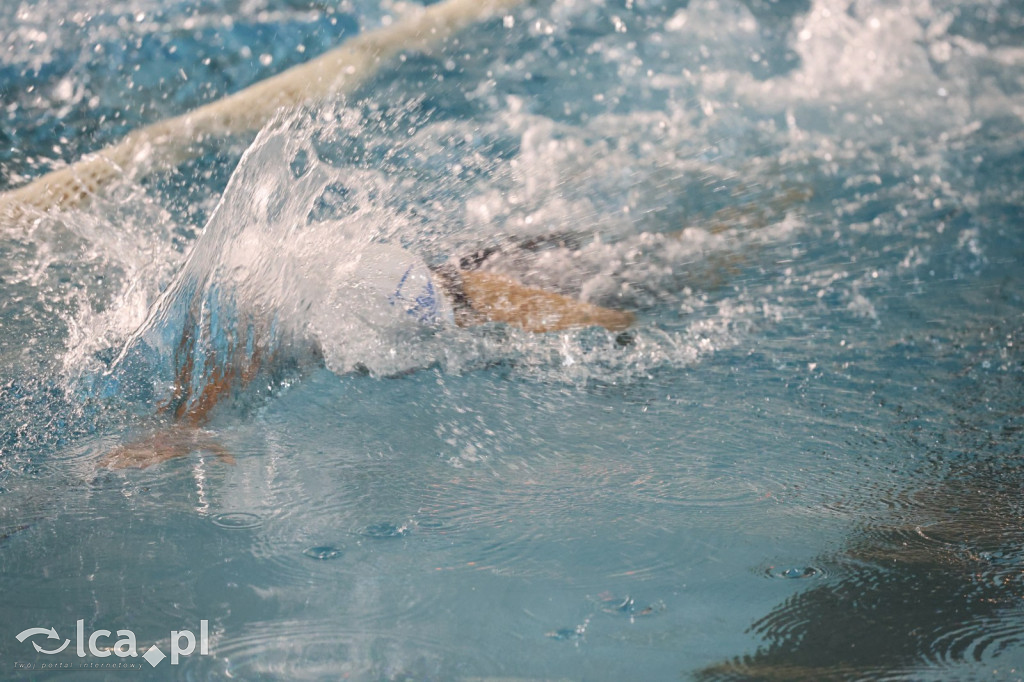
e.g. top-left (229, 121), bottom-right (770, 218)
top-left (389, 266), bottom-right (442, 323)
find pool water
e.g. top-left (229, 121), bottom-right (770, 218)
top-left (2, 0), bottom-right (1023, 679)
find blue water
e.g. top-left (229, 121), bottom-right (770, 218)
top-left (2, 0), bottom-right (1024, 680)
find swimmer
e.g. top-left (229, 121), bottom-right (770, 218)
top-left (169, 240), bottom-right (634, 426)
top-left (101, 239), bottom-right (634, 469)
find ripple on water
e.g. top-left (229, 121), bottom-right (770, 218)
top-left (738, 538), bottom-right (1024, 678)
top-left (420, 443), bottom-right (784, 529)
top-left (761, 564), bottom-right (828, 581)
top-left (302, 545), bottom-right (344, 560)
top-left (182, 620), bottom-right (495, 680)
top-left (405, 464), bottom-right (711, 584)
top-left (237, 511), bottom-right (469, 618)
top-left (253, 519), bottom-right (411, 580)
top-left (925, 618), bottom-right (1024, 666)
top-left (210, 512), bottom-right (263, 530)
top-left (359, 521), bottom-right (411, 539)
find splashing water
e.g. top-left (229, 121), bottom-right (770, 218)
top-left (70, 83), bottom-right (818, 414)
top-left (1, 0), bottom-right (1023, 679)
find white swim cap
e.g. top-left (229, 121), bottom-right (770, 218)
top-left (306, 241), bottom-right (453, 376)
top-left (350, 243), bottom-right (454, 326)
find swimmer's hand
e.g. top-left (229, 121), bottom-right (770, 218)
top-left (101, 424), bottom-right (236, 470)
top-left (459, 270), bottom-right (634, 333)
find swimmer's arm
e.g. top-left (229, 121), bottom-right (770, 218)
top-left (164, 337), bottom-right (268, 425)
top-left (101, 347), bottom-right (267, 469)
top-left (458, 269), bottom-right (634, 333)
top-left (100, 423), bottom-right (236, 469)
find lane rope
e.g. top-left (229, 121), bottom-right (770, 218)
top-left (0, 0), bottom-right (525, 223)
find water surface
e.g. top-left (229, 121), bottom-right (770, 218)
top-left (1, 0), bottom-right (1023, 679)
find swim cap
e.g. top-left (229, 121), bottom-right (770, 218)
top-left (351, 243), bottom-right (454, 326)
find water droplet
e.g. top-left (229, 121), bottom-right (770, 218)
top-left (360, 522), bottom-right (409, 539)
top-left (764, 565), bottom-right (822, 580)
top-left (303, 545), bottom-right (344, 560)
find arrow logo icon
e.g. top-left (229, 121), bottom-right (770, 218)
top-left (33, 639), bottom-right (70, 655)
top-left (16, 627), bottom-right (59, 642)
top-left (16, 627), bottom-right (70, 655)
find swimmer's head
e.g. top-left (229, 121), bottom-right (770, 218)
top-left (349, 243), bottom-right (454, 326)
